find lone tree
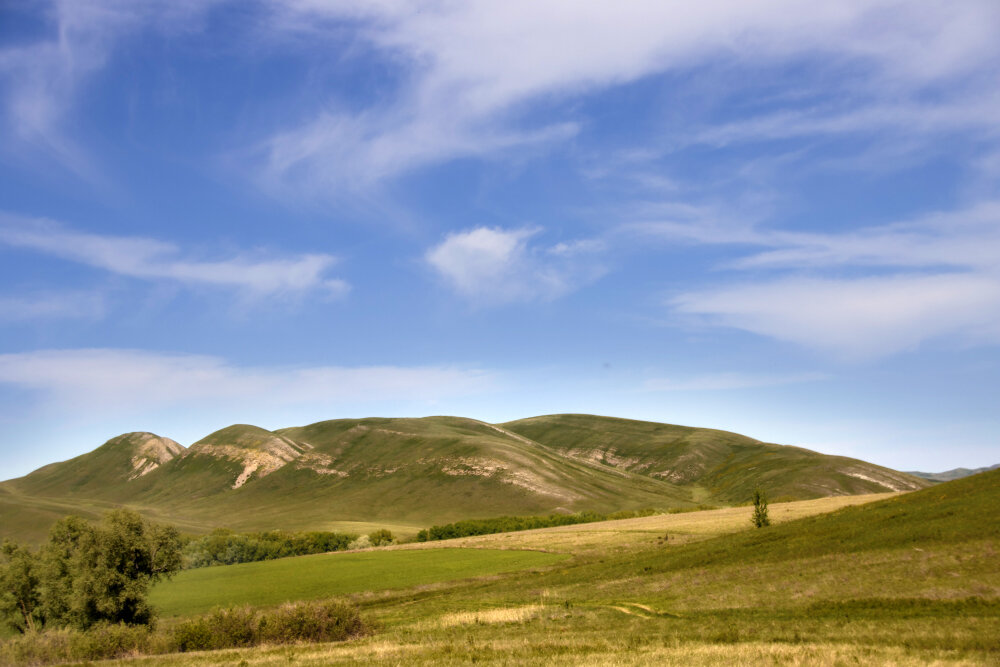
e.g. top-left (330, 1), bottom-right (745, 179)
top-left (751, 485), bottom-right (770, 528)
top-left (0, 509), bottom-right (182, 633)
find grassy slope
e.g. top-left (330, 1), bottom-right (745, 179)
top-left (503, 413), bottom-right (929, 502)
top-left (2, 418), bottom-right (697, 544)
top-left (0, 414), bottom-right (929, 545)
top-left (74, 470), bottom-right (999, 665)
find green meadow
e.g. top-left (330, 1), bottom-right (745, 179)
top-left (2, 470), bottom-right (997, 665)
top-left (149, 548), bottom-right (567, 618)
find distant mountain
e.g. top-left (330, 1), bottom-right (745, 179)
top-left (905, 464), bottom-right (1000, 483)
top-left (0, 414), bottom-right (930, 544)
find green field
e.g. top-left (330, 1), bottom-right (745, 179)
top-left (149, 548), bottom-right (567, 617)
top-left (3, 471), bottom-right (997, 665)
top-left (120, 471), bottom-right (1000, 664)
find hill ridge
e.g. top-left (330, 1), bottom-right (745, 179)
top-left (0, 414), bottom-right (931, 544)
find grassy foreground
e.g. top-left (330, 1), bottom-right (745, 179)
top-left (5, 472), bottom-right (998, 665)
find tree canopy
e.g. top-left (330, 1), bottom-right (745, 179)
top-left (0, 509), bottom-right (182, 633)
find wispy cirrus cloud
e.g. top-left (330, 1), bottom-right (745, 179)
top-left (643, 372), bottom-right (827, 392)
top-left (425, 226), bottom-right (605, 304)
top-left (0, 214), bottom-right (349, 296)
top-left (0, 348), bottom-right (493, 412)
top-left (636, 198), bottom-right (1000, 358)
top-left (255, 0), bottom-right (1000, 194)
top-left (0, 0), bottom-right (217, 176)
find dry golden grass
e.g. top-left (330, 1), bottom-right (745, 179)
top-left (432, 604), bottom-right (544, 628)
top-left (105, 635), bottom-right (989, 666)
top-left (397, 493), bottom-right (896, 554)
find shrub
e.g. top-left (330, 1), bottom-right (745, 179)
top-left (258, 600), bottom-right (365, 644)
top-left (347, 535), bottom-right (371, 550)
top-left (751, 486), bottom-right (770, 528)
top-left (368, 529), bottom-right (394, 546)
top-left (0, 623), bottom-right (152, 666)
top-left (171, 617), bottom-right (215, 652)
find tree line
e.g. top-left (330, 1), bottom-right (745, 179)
top-left (416, 508), bottom-right (657, 542)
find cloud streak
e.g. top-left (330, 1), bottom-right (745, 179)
top-left (0, 348), bottom-right (494, 412)
top-left (255, 0), bottom-right (1000, 192)
top-left (673, 273), bottom-right (1000, 359)
top-left (0, 214), bottom-right (349, 296)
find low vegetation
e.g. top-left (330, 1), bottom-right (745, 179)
top-left (0, 599), bottom-right (366, 665)
top-left (415, 509), bottom-right (657, 541)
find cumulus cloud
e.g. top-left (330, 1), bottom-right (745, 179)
top-left (0, 348), bottom-right (493, 412)
top-left (425, 226), bottom-right (604, 303)
top-left (0, 214), bottom-right (349, 296)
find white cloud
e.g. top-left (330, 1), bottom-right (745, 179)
top-left (0, 348), bottom-right (494, 412)
top-left (640, 197), bottom-right (1000, 359)
top-left (672, 273), bottom-right (1000, 359)
top-left (425, 226), bottom-right (604, 303)
top-left (5, 2), bottom-right (998, 190)
top-left (256, 0), bottom-right (1000, 192)
top-left (643, 372), bottom-right (827, 392)
top-left (0, 214), bottom-right (349, 296)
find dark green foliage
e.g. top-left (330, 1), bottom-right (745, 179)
top-left (182, 529), bottom-right (356, 567)
top-left (368, 529), bottom-right (394, 546)
top-left (0, 541), bottom-right (41, 633)
top-left (416, 509), bottom-right (657, 542)
top-left (0, 510), bottom-right (182, 634)
top-left (751, 486), bottom-right (770, 528)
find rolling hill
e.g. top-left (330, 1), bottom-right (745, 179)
top-left (906, 463), bottom-right (1000, 483)
top-left (0, 414), bottom-right (929, 543)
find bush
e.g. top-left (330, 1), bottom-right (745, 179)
top-left (347, 535), bottom-right (371, 550)
top-left (0, 623), bottom-right (152, 666)
top-left (368, 529), bottom-right (394, 546)
top-left (258, 600), bottom-right (365, 644)
top-left (171, 616), bottom-right (215, 652)
top-left (751, 486), bottom-right (770, 528)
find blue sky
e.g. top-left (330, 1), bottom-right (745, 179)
top-left (1, 0), bottom-right (998, 479)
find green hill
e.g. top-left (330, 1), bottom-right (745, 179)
top-left (502, 414), bottom-right (925, 502)
top-left (0, 414), bottom-right (929, 544)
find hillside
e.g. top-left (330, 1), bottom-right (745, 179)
top-left (0, 414), bottom-right (930, 543)
top-left (907, 463), bottom-right (1000, 483)
top-left (502, 414), bottom-right (925, 502)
